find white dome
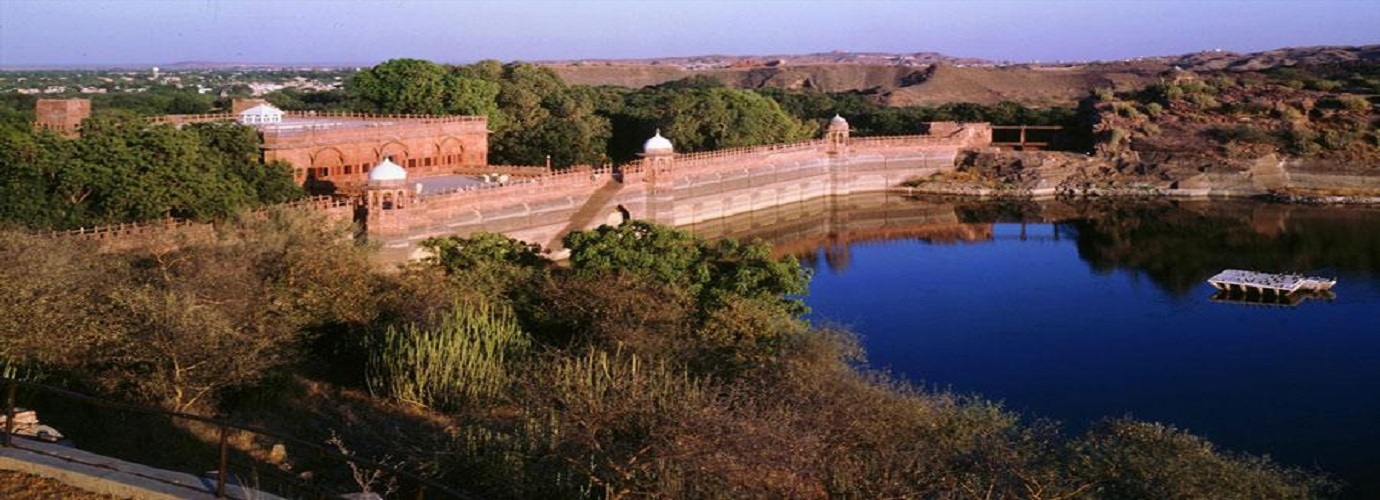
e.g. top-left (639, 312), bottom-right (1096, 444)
top-left (643, 130), bottom-right (673, 153)
top-left (368, 156), bottom-right (408, 183)
top-left (828, 114), bottom-right (849, 131)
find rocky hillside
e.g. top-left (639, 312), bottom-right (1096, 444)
top-left (548, 60), bottom-right (1169, 106)
top-left (1088, 67), bottom-right (1379, 166)
top-left (878, 62), bottom-right (1166, 107)
top-left (905, 58), bottom-right (1380, 200)
top-left (544, 46), bottom-right (1380, 108)
top-left (1167, 45), bottom-right (1380, 73)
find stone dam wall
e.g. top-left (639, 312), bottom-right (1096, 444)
top-left (365, 128), bottom-right (988, 261)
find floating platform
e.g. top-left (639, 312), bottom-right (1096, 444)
top-left (1206, 269), bottom-right (1336, 296)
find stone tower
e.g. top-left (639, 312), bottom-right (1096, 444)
top-left (825, 115), bottom-right (851, 198)
top-left (826, 114), bottom-right (850, 155)
top-left (34, 99), bottom-right (92, 138)
top-left (642, 130), bottom-right (676, 225)
top-left (642, 130), bottom-right (675, 184)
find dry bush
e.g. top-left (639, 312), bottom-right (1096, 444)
top-left (1072, 419), bottom-right (1336, 499)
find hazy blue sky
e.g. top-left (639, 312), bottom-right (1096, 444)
top-left (2, 0), bottom-right (1377, 66)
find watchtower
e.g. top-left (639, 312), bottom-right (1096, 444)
top-left (362, 156), bottom-right (414, 210)
top-left (641, 130), bottom-right (676, 225)
top-left (826, 114), bottom-right (850, 155)
top-left (642, 130), bottom-right (675, 185)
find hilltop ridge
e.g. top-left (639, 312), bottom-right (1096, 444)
top-left (542, 45), bottom-right (1380, 107)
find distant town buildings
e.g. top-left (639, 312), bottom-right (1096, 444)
top-left (1, 67), bottom-right (348, 97)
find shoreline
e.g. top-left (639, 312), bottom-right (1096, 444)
top-left (893, 185), bottom-right (1380, 205)
top-left (900, 149), bottom-right (1380, 205)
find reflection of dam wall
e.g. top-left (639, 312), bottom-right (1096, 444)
top-left (367, 125), bottom-right (990, 261)
top-left (685, 192), bottom-right (992, 272)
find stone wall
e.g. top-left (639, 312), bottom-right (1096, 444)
top-left (364, 124), bottom-right (988, 262)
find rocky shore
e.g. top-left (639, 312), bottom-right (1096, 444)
top-left (900, 150), bottom-right (1380, 203)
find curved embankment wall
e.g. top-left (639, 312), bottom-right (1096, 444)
top-left (365, 132), bottom-right (982, 262)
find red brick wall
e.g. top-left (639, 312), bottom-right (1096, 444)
top-left (260, 116), bottom-right (489, 185)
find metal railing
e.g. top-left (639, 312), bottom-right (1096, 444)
top-left (2, 377), bottom-right (476, 499)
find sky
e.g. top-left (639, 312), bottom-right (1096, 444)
top-left (1, 0), bottom-right (1377, 67)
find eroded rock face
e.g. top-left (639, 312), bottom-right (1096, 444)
top-left (910, 150), bottom-right (1380, 200)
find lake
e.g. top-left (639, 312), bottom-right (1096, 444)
top-left (687, 193), bottom-right (1380, 498)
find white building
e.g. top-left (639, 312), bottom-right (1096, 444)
top-left (238, 103), bottom-right (284, 125)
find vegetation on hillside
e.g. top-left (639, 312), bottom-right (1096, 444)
top-left (0, 214), bottom-right (1336, 498)
top-left (1087, 68), bottom-right (1378, 163)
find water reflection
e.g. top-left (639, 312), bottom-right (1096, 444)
top-left (686, 193), bottom-right (1380, 498)
top-left (686, 193), bottom-right (1380, 295)
top-left (1209, 289), bottom-right (1337, 307)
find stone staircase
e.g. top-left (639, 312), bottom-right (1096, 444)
top-left (547, 179), bottom-right (625, 250)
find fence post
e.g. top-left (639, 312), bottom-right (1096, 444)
top-left (218, 425), bottom-right (229, 498)
top-left (3, 378), bottom-right (16, 447)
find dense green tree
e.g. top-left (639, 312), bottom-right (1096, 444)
top-left (487, 63), bottom-right (611, 166)
top-left (758, 87), bottom-right (1083, 140)
top-left (610, 84), bottom-right (816, 161)
top-left (185, 122), bottom-right (302, 205)
top-left (73, 111), bottom-right (250, 222)
top-left (88, 90), bottom-right (214, 116)
top-left (0, 94), bottom-right (37, 126)
top-left (0, 124), bottom-right (71, 226)
top-left (165, 92), bottom-right (214, 114)
top-left (419, 232), bottom-right (546, 297)
top-left (563, 221), bottom-right (808, 315)
top-left (348, 59), bottom-right (611, 167)
top-left (444, 75), bottom-right (503, 126)
top-left (347, 58), bottom-right (452, 115)
top-left (0, 110), bottom-right (301, 230)
top-left (264, 87), bottom-right (350, 112)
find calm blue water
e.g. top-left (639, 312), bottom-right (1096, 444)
top-left (794, 204), bottom-right (1380, 496)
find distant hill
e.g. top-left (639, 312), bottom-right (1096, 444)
top-left (537, 51), bottom-right (992, 70)
top-left (1164, 44), bottom-right (1380, 72)
top-left (541, 46), bottom-right (1380, 108)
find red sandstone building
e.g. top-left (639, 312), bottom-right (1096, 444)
top-left (33, 99), bottom-right (91, 138)
top-left (33, 98), bottom-right (490, 187)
